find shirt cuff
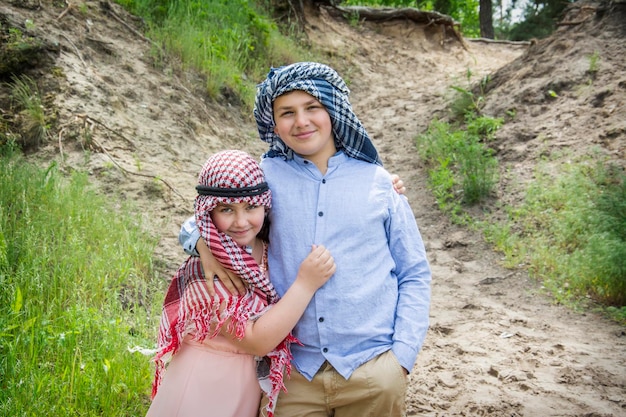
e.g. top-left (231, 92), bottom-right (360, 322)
top-left (392, 341), bottom-right (419, 374)
top-left (179, 218), bottom-right (200, 256)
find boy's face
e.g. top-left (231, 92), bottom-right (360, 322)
top-left (272, 90), bottom-right (336, 167)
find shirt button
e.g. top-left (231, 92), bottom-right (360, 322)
top-left (323, 347), bottom-right (328, 353)
top-left (318, 211), bottom-right (323, 217)
top-left (322, 179), bottom-right (326, 184)
top-left (318, 317), bottom-right (324, 322)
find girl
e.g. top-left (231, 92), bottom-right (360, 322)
top-left (147, 150), bottom-right (335, 417)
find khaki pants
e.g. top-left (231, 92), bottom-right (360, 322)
top-left (261, 349), bottom-right (408, 417)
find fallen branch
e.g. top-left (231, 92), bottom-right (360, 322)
top-left (56, 0), bottom-right (74, 20)
top-left (100, 1), bottom-right (155, 45)
top-left (556, 16), bottom-right (593, 26)
top-left (327, 6), bottom-right (466, 49)
top-left (335, 5), bottom-right (457, 26)
top-left (90, 136), bottom-right (187, 202)
top-left (77, 114), bottom-right (137, 150)
top-left (57, 127), bottom-right (65, 162)
top-left (60, 33), bottom-right (87, 68)
top-left (56, 114), bottom-right (187, 202)
top-left (468, 38), bottom-right (530, 46)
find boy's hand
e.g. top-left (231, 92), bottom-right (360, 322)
top-left (196, 237), bottom-right (246, 296)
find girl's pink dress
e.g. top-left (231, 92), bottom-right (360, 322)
top-left (148, 242), bottom-right (292, 417)
top-left (145, 331), bottom-right (263, 417)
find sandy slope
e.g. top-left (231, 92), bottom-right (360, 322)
top-left (304, 6), bottom-right (625, 416)
top-left (2, 0), bottom-right (624, 415)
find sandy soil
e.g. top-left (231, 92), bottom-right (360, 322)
top-left (1, 0), bottom-right (624, 415)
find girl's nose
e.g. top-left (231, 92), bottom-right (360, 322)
top-left (233, 212), bottom-right (247, 227)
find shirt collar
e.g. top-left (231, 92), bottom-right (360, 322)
top-left (292, 150), bottom-right (347, 166)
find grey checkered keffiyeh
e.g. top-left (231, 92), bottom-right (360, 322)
top-left (254, 62), bottom-right (382, 166)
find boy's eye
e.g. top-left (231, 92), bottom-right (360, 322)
top-left (247, 204), bottom-right (259, 210)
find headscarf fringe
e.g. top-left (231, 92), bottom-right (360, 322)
top-left (151, 258), bottom-right (260, 399)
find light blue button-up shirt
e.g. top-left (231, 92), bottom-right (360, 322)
top-left (180, 151), bottom-right (431, 381)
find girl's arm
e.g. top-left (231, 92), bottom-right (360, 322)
top-left (221, 244), bottom-right (335, 357)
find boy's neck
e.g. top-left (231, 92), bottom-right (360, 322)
top-left (299, 144), bottom-right (336, 175)
top-left (307, 157), bottom-right (329, 175)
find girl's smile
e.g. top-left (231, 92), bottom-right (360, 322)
top-left (210, 202), bottom-right (266, 248)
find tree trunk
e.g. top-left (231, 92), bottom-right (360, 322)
top-left (479, 0), bottom-right (495, 39)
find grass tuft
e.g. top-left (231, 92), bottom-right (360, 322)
top-left (0, 145), bottom-right (166, 415)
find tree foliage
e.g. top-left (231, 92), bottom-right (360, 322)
top-left (507, 0), bottom-right (575, 41)
top-left (334, 0), bottom-right (575, 40)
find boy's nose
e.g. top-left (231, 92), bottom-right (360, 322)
top-left (295, 112), bottom-right (308, 127)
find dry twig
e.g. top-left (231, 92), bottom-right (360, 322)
top-left (60, 33), bottom-right (87, 68)
top-left (90, 136), bottom-right (186, 202)
top-left (56, 114), bottom-right (186, 202)
top-left (100, 1), bottom-right (156, 46)
top-left (56, 1), bottom-right (74, 20)
top-left (77, 114), bottom-right (137, 149)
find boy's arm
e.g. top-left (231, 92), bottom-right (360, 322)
top-left (179, 215), bottom-right (202, 256)
top-left (388, 192), bottom-right (432, 374)
top-left (179, 216), bottom-right (246, 296)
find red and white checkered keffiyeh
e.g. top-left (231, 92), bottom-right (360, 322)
top-left (151, 150), bottom-right (297, 417)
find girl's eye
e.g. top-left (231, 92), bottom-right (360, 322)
top-left (247, 204), bottom-right (259, 210)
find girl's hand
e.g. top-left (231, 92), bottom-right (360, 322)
top-left (296, 245), bottom-right (336, 292)
top-left (391, 174), bottom-right (406, 195)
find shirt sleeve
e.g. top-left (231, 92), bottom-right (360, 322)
top-left (179, 216), bottom-right (200, 256)
top-left (388, 192), bottom-right (432, 373)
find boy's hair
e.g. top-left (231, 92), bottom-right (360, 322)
top-left (254, 62), bottom-right (382, 166)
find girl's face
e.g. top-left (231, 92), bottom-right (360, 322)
top-left (273, 90), bottom-right (336, 169)
top-left (210, 202), bottom-right (266, 247)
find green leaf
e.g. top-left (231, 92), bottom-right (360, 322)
top-left (13, 286), bottom-right (22, 314)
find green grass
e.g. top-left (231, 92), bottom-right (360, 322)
top-left (0, 4), bottom-right (337, 412)
top-left (0, 144), bottom-right (165, 416)
top-left (480, 158), bottom-right (626, 323)
top-left (416, 81), bottom-right (625, 324)
top-left (114, 0), bottom-right (313, 108)
top-left (415, 114), bottom-right (501, 214)
top-left (8, 75), bottom-right (49, 148)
